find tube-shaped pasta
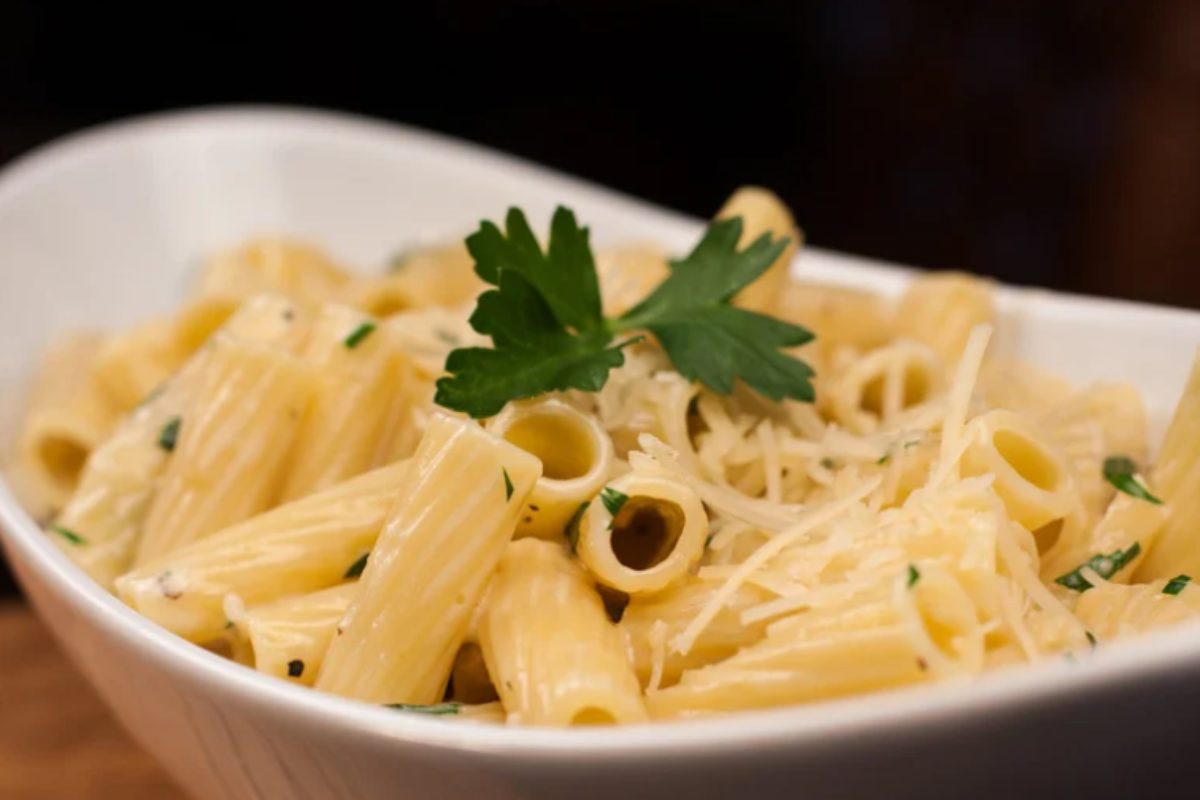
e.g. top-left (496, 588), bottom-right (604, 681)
top-left (576, 471), bottom-right (708, 595)
top-left (280, 305), bottom-right (411, 501)
top-left (774, 281), bottom-right (895, 353)
top-left (478, 539), bottom-right (647, 725)
top-left (15, 333), bottom-right (119, 512)
top-left (1134, 354), bottom-right (1200, 580)
top-left (134, 335), bottom-right (316, 563)
top-left (51, 295), bottom-right (306, 587)
top-left (172, 295), bottom-right (241, 355)
top-left (92, 318), bottom-right (184, 412)
top-left (1042, 492), bottom-right (1168, 583)
top-left (350, 242), bottom-right (484, 316)
top-left (235, 583), bottom-right (358, 686)
top-left (646, 565), bottom-right (983, 718)
top-left (487, 398), bottom-right (614, 540)
top-left (895, 272), bottom-right (995, 363)
top-left (828, 341), bottom-right (943, 434)
top-left (960, 409), bottom-right (1077, 532)
top-left (717, 187), bottom-right (801, 315)
top-left (198, 237), bottom-right (353, 307)
top-left (621, 577), bottom-right (773, 688)
top-left (315, 414), bottom-right (541, 704)
top-left (1074, 579), bottom-right (1200, 639)
top-left (594, 245), bottom-right (670, 317)
top-left (116, 459), bottom-right (409, 643)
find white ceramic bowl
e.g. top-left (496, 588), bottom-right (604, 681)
top-left (2, 108), bottom-right (1200, 800)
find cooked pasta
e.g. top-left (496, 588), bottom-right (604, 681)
top-left (15, 188), bottom-right (1200, 727)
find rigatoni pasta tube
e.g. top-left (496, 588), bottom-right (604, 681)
top-left (828, 341), bottom-right (943, 434)
top-left (280, 305), bottom-right (410, 501)
top-left (1074, 579), bottom-right (1200, 640)
top-left (646, 566), bottom-right (983, 718)
top-left (960, 409), bottom-right (1077, 532)
top-left (895, 272), bottom-right (995, 363)
top-left (15, 333), bottom-right (118, 512)
top-left (92, 318), bottom-right (183, 412)
top-left (717, 187), bottom-right (801, 315)
top-left (621, 577), bottom-right (772, 688)
top-left (235, 583), bottom-right (358, 686)
top-left (198, 237), bottom-right (352, 307)
top-left (478, 539), bottom-right (647, 725)
top-left (350, 242), bottom-right (484, 316)
top-left (134, 335), bottom-right (316, 563)
top-left (1135, 354), bottom-right (1200, 580)
top-left (487, 398), bottom-right (613, 540)
top-left (116, 459), bottom-right (408, 642)
top-left (52, 295), bottom-right (306, 586)
top-left (576, 471), bottom-right (708, 595)
top-left (315, 414), bottom-right (541, 704)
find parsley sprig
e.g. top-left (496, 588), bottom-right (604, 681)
top-left (1103, 456), bottom-right (1162, 505)
top-left (434, 207), bottom-right (815, 418)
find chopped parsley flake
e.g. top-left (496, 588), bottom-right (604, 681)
top-left (50, 524), bottom-right (86, 546)
top-left (1164, 574), bottom-right (1192, 596)
top-left (1086, 631), bottom-right (1097, 648)
top-left (564, 501), bottom-right (589, 552)
top-left (287, 659), bottom-right (305, 678)
top-left (344, 321), bottom-right (377, 349)
top-left (1103, 456), bottom-right (1162, 504)
top-left (344, 553), bottom-right (369, 579)
top-left (502, 468), bottom-right (514, 501)
top-left (1055, 543), bottom-right (1142, 592)
top-left (906, 563), bottom-right (920, 588)
top-left (599, 486), bottom-right (629, 519)
top-left (385, 702), bottom-right (460, 716)
top-left (158, 416), bottom-right (182, 452)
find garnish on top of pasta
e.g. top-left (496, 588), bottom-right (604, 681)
top-left (10, 186), bottom-right (1200, 726)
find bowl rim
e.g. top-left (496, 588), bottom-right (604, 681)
top-left (4, 104), bottom-right (1200, 760)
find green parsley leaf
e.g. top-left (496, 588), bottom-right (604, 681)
top-left (599, 486), bottom-right (629, 518)
top-left (435, 267), bottom-right (637, 418)
top-left (385, 702), bottom-right (460, 716)
top-left (1085, 631), bottom-right (1098, 648)
top-left (1055, 542), bottom-right (1142, 592)
top-left (158, 416), bottom-right (182, 452)
top-left (344, 553), bottom-right (369, 579)
top-left (1103, 456), bottom-right (1162, 504)
top-left (502, 467), bottom-right (514, 501)
top-left (564, 501), bottom-right (589, 552)
top-left (468, 206), bottom-right (603, 333)
top-left (906, 563), bottom-right (920, 588)
top-left (50, 524), bottom-right (86, 546)
top-left (344, 321), bottom-right (377, 349)
top-left (435, 207), bottom-right (816, 418)
top-left (1164, 574), bottom-right (1192, 596)
top-left (619, 218), bottom-right (814, 401)
top-left (877, 453), bottom-right (891, 465)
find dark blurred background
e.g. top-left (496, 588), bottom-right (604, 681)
top-left (2, 0), bottom-right (1199, 596)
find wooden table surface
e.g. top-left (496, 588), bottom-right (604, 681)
top-left (0, 601), bottom-right (184, 800)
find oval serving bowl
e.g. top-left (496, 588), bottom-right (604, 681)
top-left (2, 108), bottom-right (1200, 800)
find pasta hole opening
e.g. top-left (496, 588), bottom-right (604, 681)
top-left (992, 430), bottom-right (1059, 491)
top-left (610, 498), bottom-right (685, 572)
top-left (449, 642), bottom-right (498, 704)
top-left (1032, 518), bottom-right (1064, 555)
top-left (39, 436), bottom-right (88, 488)
top-left (902, 364), bottom-right (932, 407)
top-left (570, 707), bottom-right (617, 726)
top-left (861, 375), bottom-right (886, 418)
top-left (502, 413), bottom-right (596, 481)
